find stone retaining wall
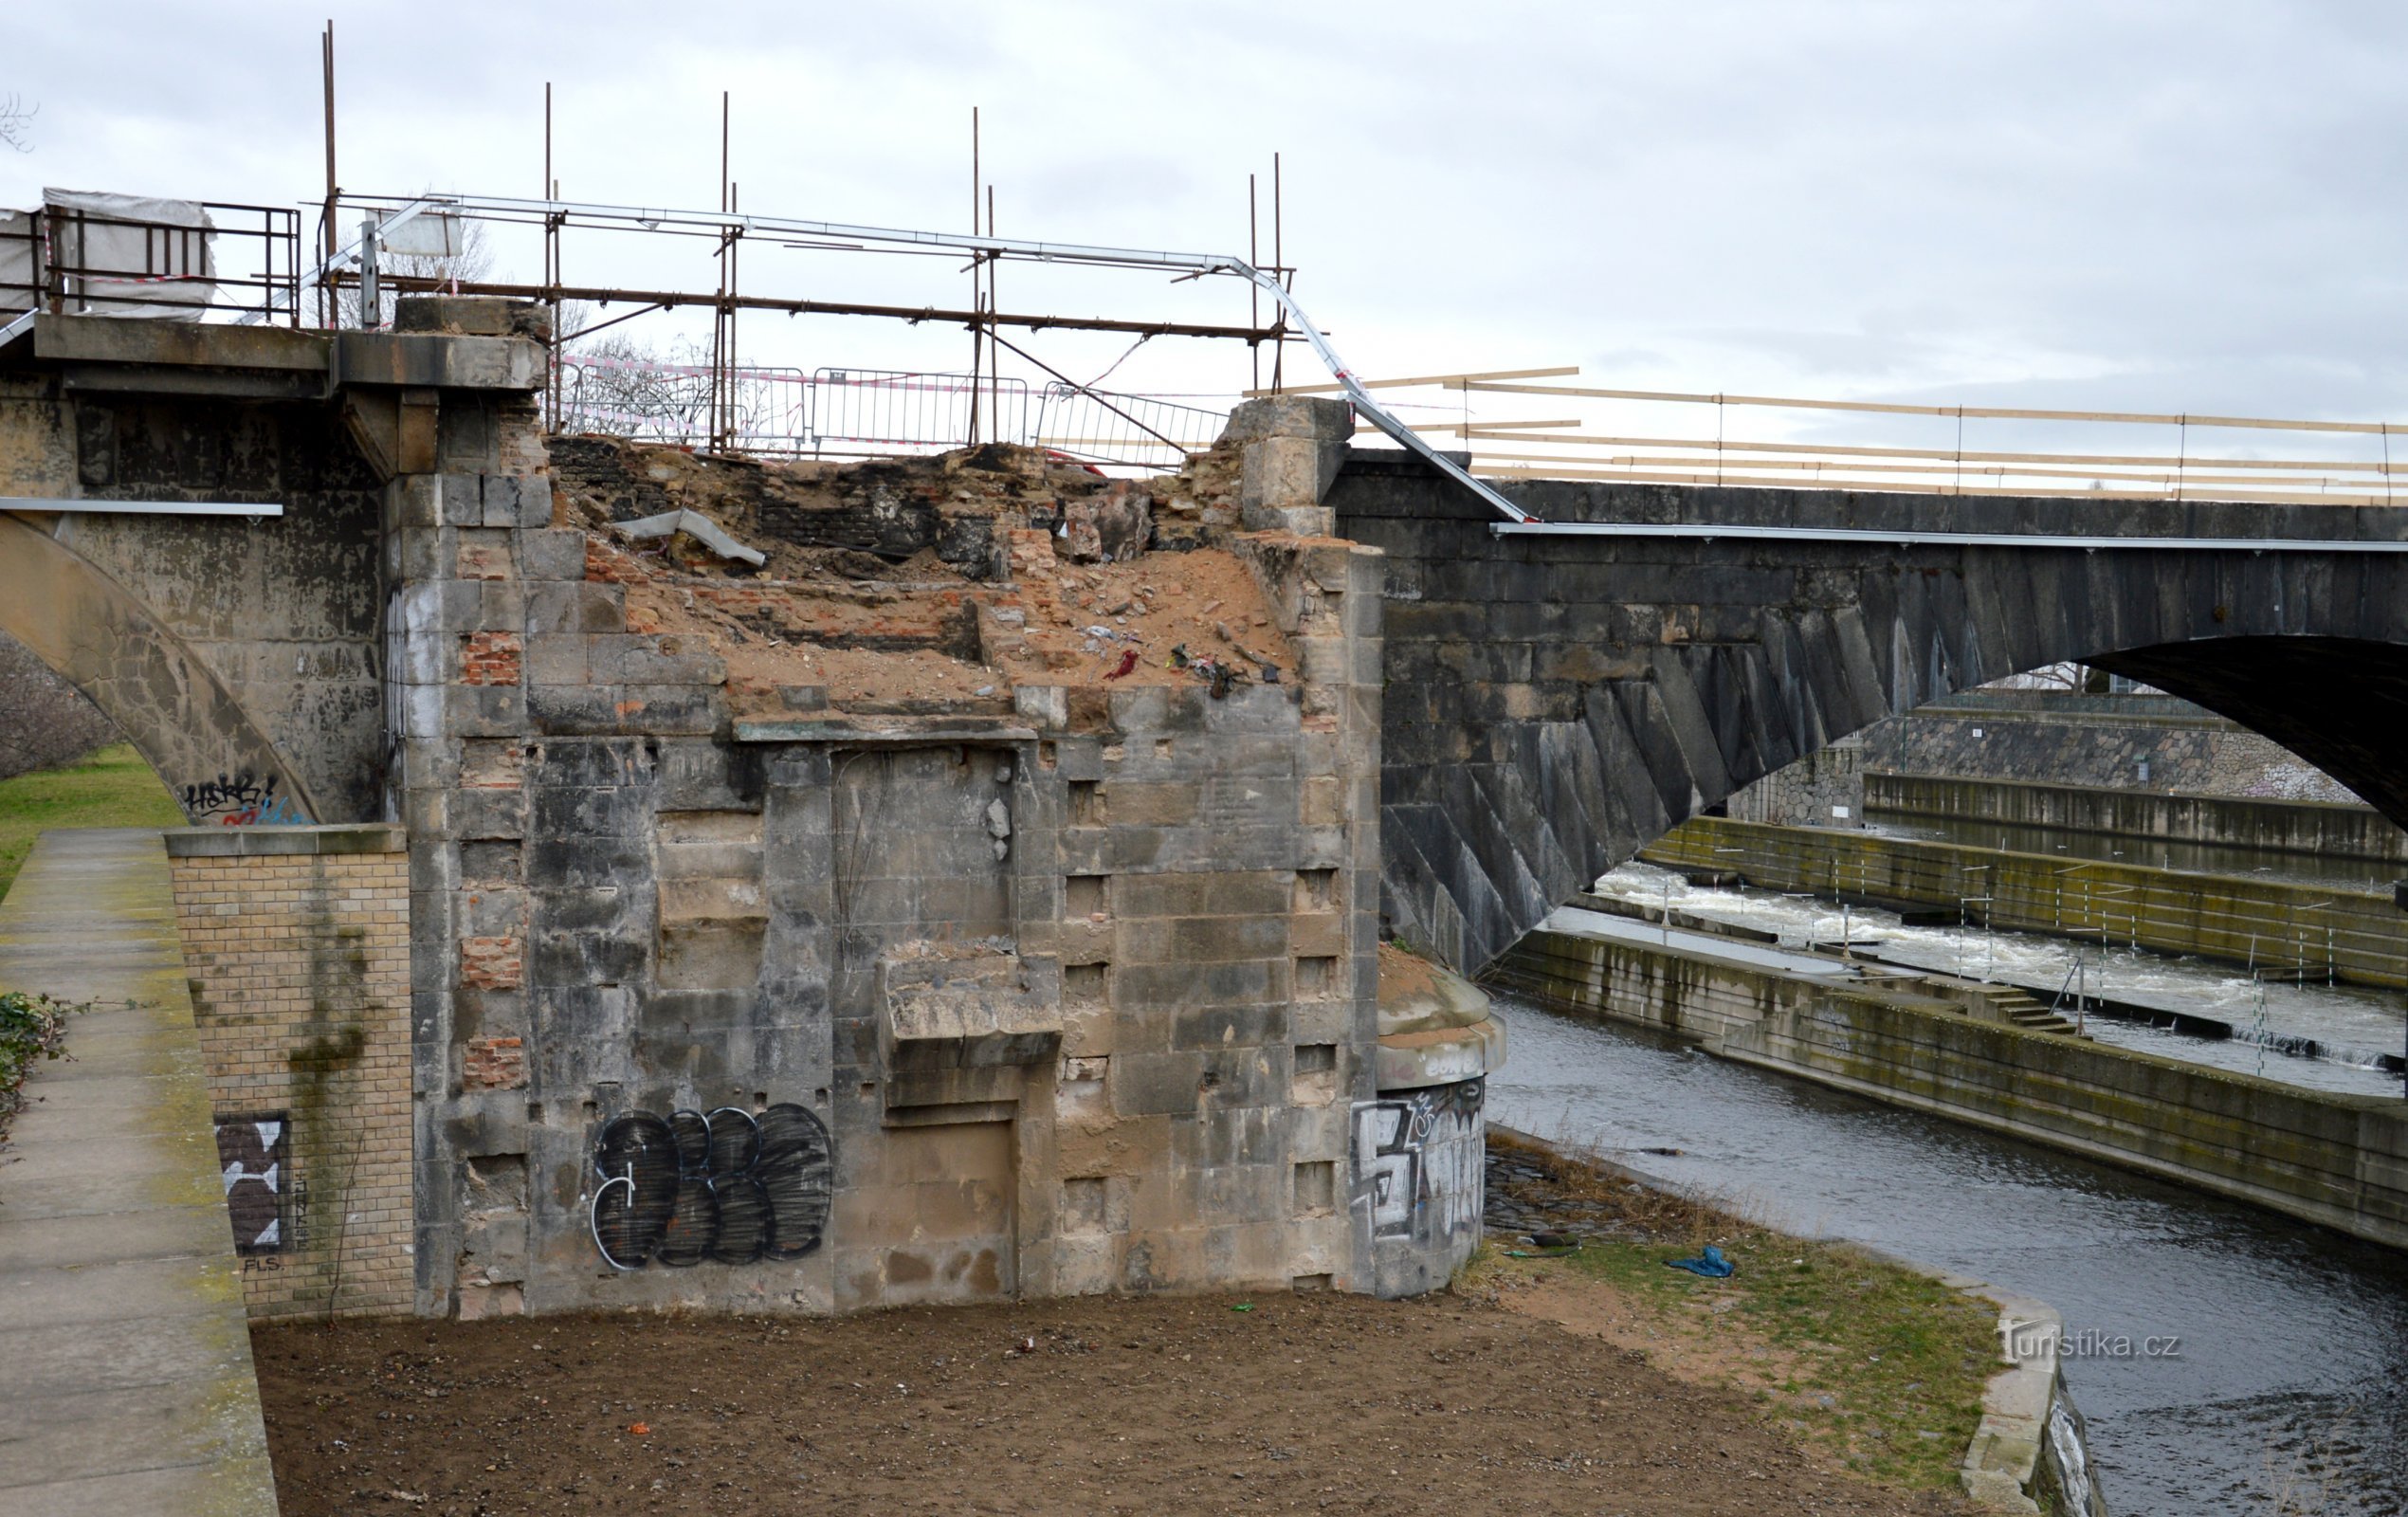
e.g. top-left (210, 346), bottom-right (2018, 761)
top-left (1488, 925), bottom-right (2408, 1252)
top-left (1645, 815), bottom-right (2408, 991)
top-left (1867, 771), bottom-right (2408, 864)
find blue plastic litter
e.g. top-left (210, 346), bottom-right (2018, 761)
top-left (1666, 1244), bottom-right (1735, 1278)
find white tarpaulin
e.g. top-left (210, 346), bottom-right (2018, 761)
top-left (41, 188), bottom-right (216, 317)
top-left (0, 208), bottom-right (34, 315)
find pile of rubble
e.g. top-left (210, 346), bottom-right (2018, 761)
top-left (547, 435), bottom-right (1296, 719)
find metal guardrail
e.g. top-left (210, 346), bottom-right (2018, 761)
top-left (1, 200), bottom-right (301, 324)
top-left (554, 356), bottom-right (812, 452)
top-left (552, 356), bottom-right (1231, 468)
top-left (808, 368), bottom-right (1031, 459)
top-left (1031, 381), bottom-right (1227, 469)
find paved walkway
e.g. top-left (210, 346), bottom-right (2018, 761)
top-left (0, 830), bottom-right (279, 1517)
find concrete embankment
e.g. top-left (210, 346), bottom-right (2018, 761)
top-left (1645, 814), bottom-right (2408, 991)
top-left (1867, 771), bottom-right (2408, 866)
top-left (1487, 918), bottom-right (2408, 1255)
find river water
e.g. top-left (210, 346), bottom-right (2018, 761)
top-left (1590, 861), bottom-right (2408, 1097)
top-left (1487, 995), bottom-right (2408, 1515)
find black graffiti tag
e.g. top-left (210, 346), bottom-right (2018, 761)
top-left (590, 1104), bottom-right (833, 1270)
top-left (182, 770), bottom-right (306, 827)
top-left (214, 1111), bottom-right (288, 1253)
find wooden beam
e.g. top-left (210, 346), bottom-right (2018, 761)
top-left (1354, 418), bottom-right (1582, 436)
top-left (1459, 382), bottom-right (2408, 439)
top-left (1467, 449), bottom-right (2370, 491)
top-left (1468, 460), bottom-right (2394, 507)
top-left (1447, 430), bottom-right (2408, 474)
top-left (1249, 364), bottom-right (1578, 398)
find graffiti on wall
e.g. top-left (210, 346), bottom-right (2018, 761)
top-left (1351, 1078), bottom-right (1485, 1245)
top-left (215, 1110), bottom-right (290, 1253)
top-left (591, 1104), bottom-right (834, 1270)
top-left (184, 771), bottom-right (307, 827)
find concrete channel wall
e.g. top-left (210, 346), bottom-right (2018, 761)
top-left (1644, 815), bottom-right (2408, 991)
top-left (1867, 772), bottom-right (2408, 865)
top-left (1487, 926), bottom-right (2408, 1253)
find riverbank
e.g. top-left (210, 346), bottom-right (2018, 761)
top-left (1478, 1127), bottom-right (2095, 1512)
top-left (1488, 991), bottom-right (2408, 1513)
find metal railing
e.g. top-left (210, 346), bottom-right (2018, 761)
top-left (550, 356), bottom-right (1231, 468)
top-left (1306, 367), bottom-right (2408, 511)
top-left (1, 199), bottom-right (301, 324)
top-left (555, 355), bottom-right (811, 452)
top-left (1031, 382), bottom-right (1228, 469)
top-left (808, 369), bottom-right (1031, 459)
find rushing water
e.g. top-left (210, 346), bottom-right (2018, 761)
top-left (1487, 996), bottom-right (2408, 1515)
top-left (1863, 810), bottom-right (2406, 897)
top-left (1590, 861), bottom-right (2408, 1097)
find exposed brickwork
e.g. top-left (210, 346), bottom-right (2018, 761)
top-left (463, 1036), bottom-right (528, 1090)
top-left (166, 846), bottom-right (413, 1323)
top-left (460, 631), bottom-right (523, 686)
top-left (459, 935), bottom-right (524, 991)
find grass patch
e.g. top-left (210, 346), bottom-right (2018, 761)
top-left (1475, 1129), bottom-right (2000, 1492)
top-left (0, 743), bottom-right (183, 902)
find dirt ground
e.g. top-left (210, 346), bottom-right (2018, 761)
top-left (253, 1289), bottom-right (1961, 1517)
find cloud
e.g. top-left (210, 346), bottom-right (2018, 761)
top-left (8, 0), bottom-right (2405, 423)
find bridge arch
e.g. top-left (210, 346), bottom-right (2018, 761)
top-left (1334, 458), bottom-right (2408, 971)
top-left (0, 512), bottom-right (322, 826)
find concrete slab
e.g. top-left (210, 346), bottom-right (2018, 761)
top-left (0, 829), bottom-right (279, 1517)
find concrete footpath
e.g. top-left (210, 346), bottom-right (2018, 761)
top-left (0, 830), bottom-right (279, 1517)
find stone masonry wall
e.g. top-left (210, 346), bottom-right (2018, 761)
top-left (1855, 701), bottom-right (2362, 803)
top-left (165, 826), bottom-right (413, 1321)
top-left (1724, 735), bottom-right (1867, 829)
top-left (380, 340), bottom-right (1392, 1316)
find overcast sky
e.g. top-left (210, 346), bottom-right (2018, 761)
top-left (10, 2), bottom-right (2406, 450)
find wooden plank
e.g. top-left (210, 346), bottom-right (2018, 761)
top-left (1249, 364), bottom-right (1578, 397)
top-left (1468, 460), bottom-right (2393, 507)
top-left (1354, 418), bottom-right (1582, 435)
top-left (1467, 449), bottom-right (2368, 491)
top-left (1448, 430), bottom-right (2404, 474)
top-left (1459, 382), bottom-right (2408, 438)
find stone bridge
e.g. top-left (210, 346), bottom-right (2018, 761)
top-left (1330, 450), bottom-right (2408, 974)
top-left (9, 308), bottom-right (2408, 1319)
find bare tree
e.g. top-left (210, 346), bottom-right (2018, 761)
top-left (555, 329), bottom-right (722, 443)
top-left (0, 632), bottom-right (117, 780)
top-left (0, 95), bottom-right (33, 155)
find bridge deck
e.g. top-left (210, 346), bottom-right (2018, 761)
top-left (0, 830), bottom-right (278, 1517)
